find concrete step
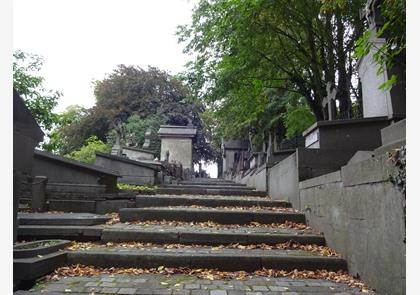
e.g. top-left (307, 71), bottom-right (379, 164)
top-left (162, 184), bottom-right (255, 190)
top-left (101, 224), bottom-right (324, 245)
top-left (179, 180), bottom-right (246, 186)
top-left (119, 207), bottom-right (305, 224)
top-left (17, 213), bottom-right (111, 226)
top-left (18, 225), bottom-right (103, 241)
top-left (136, 195), bottom-right (291, 208)
top-left (67, 247), bottom-right (346, 272)
top-left (156, 187), bottom-right (267, 197)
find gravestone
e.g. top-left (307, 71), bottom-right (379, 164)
top-left (221, 139), bottom-right (249, 178)
top-left (357, 0), bottom-right (405, 119)
top-left (142, 127), bottom-right (152, 149)
top-left (158, 125), bottom-right (197, 170)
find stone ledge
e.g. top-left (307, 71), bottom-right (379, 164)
top-left (299, 171), bottom-right (342, 190)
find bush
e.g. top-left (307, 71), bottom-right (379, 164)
top-left (65, 136), bottom-right (110, 164)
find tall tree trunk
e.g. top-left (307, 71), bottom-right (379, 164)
top-left (336, 13), bottom-right (352, 118)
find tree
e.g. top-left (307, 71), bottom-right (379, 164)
top-left (177, 0), bottom-right (366, 142)
top-left (62, 65), bottom-right (216, 163)
top-left (43, 105), bottom-right (89, 153)
top-left (13, 50), bottom-right (62, 131)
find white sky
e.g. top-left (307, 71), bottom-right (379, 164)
top-left (13, 0), bottom-right (218, 177)
top-left (13, 0), bottom-right (197, 112)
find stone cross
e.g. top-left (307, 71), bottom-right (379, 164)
top-left (322, 82), bottom-right (337, 121)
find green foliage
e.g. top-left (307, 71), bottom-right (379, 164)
top-left (13, 50), bottom-right (62, 131)
top-left (62, 65), bottom-right (216, 163)
top-left (65, 136), bottom-right (110, 164)
top-left (107, 114), bottom-right (166, 155)
top-left (117, 183), bottom-right (156, 191)
top-left (43, 105), bottom-right (89, 153)
top-left (281, 105), bottom-right (316, 139)
top-left (178, 0), bottom-right (365, 144)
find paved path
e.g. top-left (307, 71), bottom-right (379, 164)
top-left (17, 274), bottom-right (369, 294)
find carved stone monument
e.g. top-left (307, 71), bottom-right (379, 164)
top-left (142, 127), bottom-right (152, 149)
top-left (158, 125), bottom-right (197, 170)
top-left (111, 119), bottom-right (124, 156)
top-left (357, 0), bottom-right (405, 119)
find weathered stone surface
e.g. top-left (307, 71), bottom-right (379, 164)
top-left (101, 226), bottom-right (324, 246)
top-left (18, 225), bottom-right (103, 241)
top-left (18, 212), bottom-right (110, 226)
top-left (48, 200), bottom-right (96, 213)
top-left (135, 195), bottom-right (291, 208)
top-left (67, 248), bottom-right (346, 272)
top-left (15, 274), bottom-right (369, 294)
top-left (119, 207), bottom-right (305, 224)
top-left (13, 240), bottom-right (71, 259)
top-left (156, 188), bottom-right (266, 197)
top-left (14, 251), bottom-right (67, 280)
top-left (300, 163), bottom-right (405, 295)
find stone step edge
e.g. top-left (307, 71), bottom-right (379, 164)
top-left (136, 195), bottom-right (291, 208)
top-left (101, 228), bottom-right (325, 245)
top-left (155, 188), bottom-right (267, 197)
top-left (67, 250), bottom-right (347, 272)
top-left (18, 225), bottom-right (320, 245)
top-left (119, 208), bottom-right (306, 224)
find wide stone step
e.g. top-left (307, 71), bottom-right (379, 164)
top-left (17, 213), bottom-right (111, 226)
top-left (119, 207), bottom-right (305, 224)
top-left (67, 247), bottom-right (346, 272)
top-left (179, 180), bottom-right (246, 186)
top-left (156, 187), bottom-right (267, 197)
top-left (162, 184), bottom-right (255, 190)
top-left (136, 195), bottom-right (291, 208)
top-left (18, 225), bottom-right (103, 241)
top-left (101, 224), bottom-right (325, 245)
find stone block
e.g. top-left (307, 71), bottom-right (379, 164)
top-left (102, 229), bottom-right (179, 243)
top-left (13, 251), bottom-right (67, 281)
top-left (48, 199), bottom-right (96, 213)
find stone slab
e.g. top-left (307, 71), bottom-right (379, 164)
top-left (14, 240), bottom-right (71, 259)
top-left (119, 208), bottom-right (305, 224)
top-left (18, 213), bottom-right (110, 226)
top-left (101, 227), bottom-right (324, 246)
top-left (156, 188), bottom-right (266, 197)
top-left (163, 185), bottom-right (254, 190)
top-left (67, 248), bottom-right (346, 272)
top-left (136, 195), bottom-right (291, 208)
top-left (18, 225), bottom-right (103, 241)
top-left (380, 119), bottom-right (405, 145)
top-left (48, 200), bottom-right (96, 213)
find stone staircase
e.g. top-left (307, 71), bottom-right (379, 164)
top-left (16, 179), bottom-right (359, 293)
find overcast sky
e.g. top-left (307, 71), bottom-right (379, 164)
top-left (13, 0), bottom-right (219, 176)
top-left (13, 0), bottom-right (197, 112)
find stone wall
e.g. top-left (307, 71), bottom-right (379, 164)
top-left (299, 154), bottom-right (405, 295)
top-left (268, 153), bottom-right (299, 203)
top-left (95, 154), bottom-right (157, 185)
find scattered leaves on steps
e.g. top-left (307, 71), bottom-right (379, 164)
top-left (104, 213), bottom-right (312, 232)
top-left (66, 240), bottom-right (339, 257)
top-left (45, 264), bottom-right (373, 292)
